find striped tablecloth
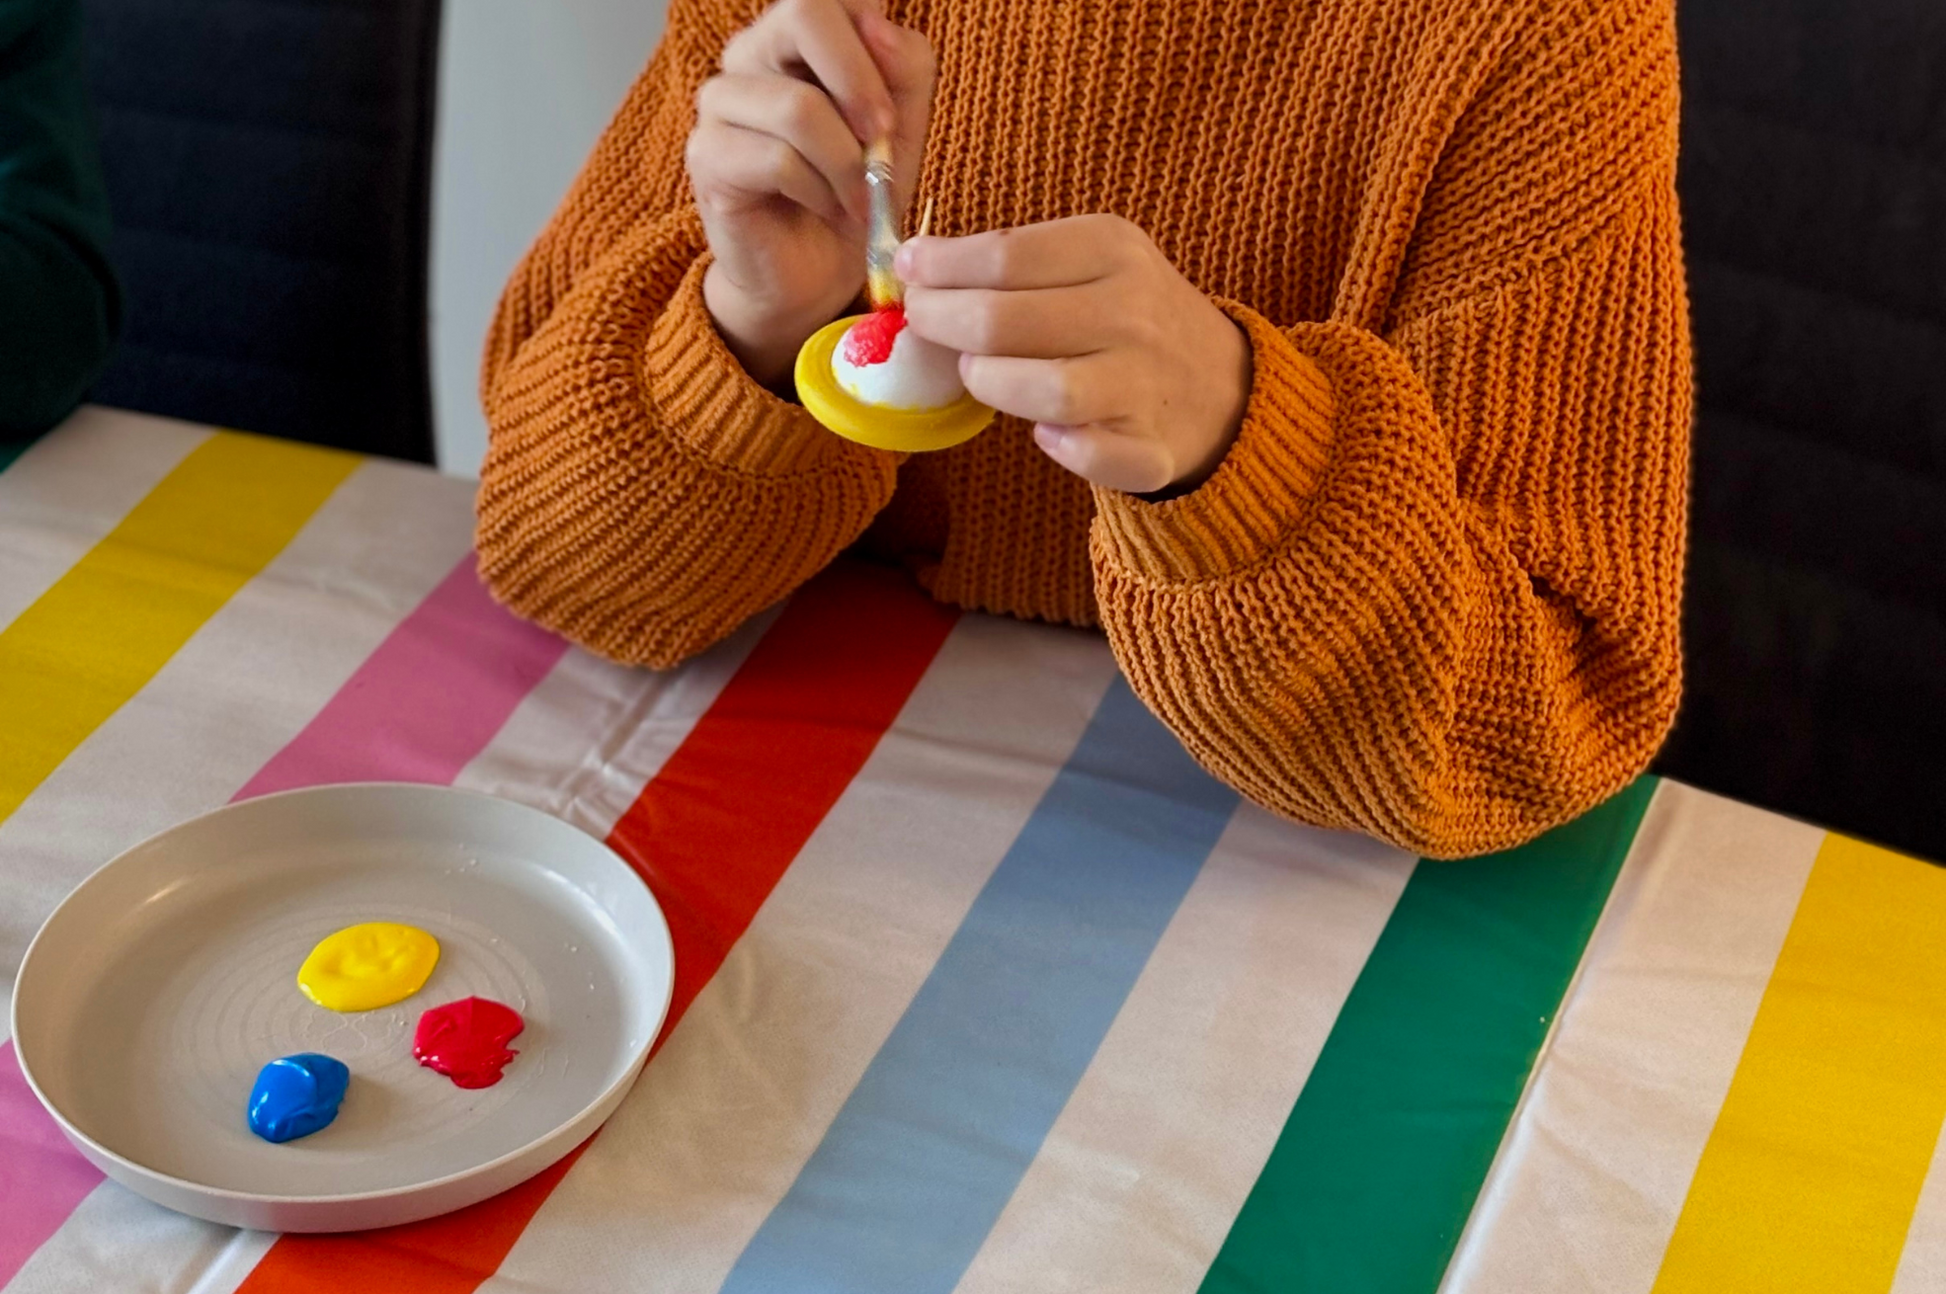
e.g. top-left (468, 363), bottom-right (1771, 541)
top-left (2, 408), bottom-right (1944, 1294)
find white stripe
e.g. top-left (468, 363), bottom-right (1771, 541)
top-left (0, 409), bottom-right (206, 634)
top-left (1441, 782), bottom-right (1824, 1294)
top-left (0, 1177), bottom-right (271, 1294)
top-left (177, 1232), bottom-right (278, 1294)
top-left (453, 608), bottom-right (776, 842)
top-left (479, 616), bottom-right (1119, 1294)
top-left (953, 806), bottom-right (1412, 1294)
top-left (1891, 1119), bottom-right (1946, 1294)
top-left (0, 455), bottom-right (473, 1032)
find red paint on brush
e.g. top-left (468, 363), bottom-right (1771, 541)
top-left (413, 997), bottom-right (524, 1089)
top-left (842, 306), bottom-right (906, 366)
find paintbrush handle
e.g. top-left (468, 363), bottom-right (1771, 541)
top-left (864, 138), bottom-right (901, 308)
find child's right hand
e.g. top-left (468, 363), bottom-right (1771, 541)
top-left (690, 0), bottom-right (936, 388)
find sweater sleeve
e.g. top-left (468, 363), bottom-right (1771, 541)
top-left (1089, 0), bottom-right (1689, 858)
top-left (0, 0), bottom-right (119, 440)
top-left (475, 1), bottom-right (897, 668)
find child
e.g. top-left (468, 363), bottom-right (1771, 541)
top-left (476, 0), bottom-right (1689, 859)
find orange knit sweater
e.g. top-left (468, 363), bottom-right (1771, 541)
top-left (476, 0), bottom-right (1690, 858)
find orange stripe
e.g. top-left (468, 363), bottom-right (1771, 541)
top-left (235, 561), bottom-right (959, 1293)
top-left (238, 1147), bottom-right (590, 1294)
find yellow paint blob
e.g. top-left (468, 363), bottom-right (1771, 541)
top-left (297, 922), bottom-right (440, 1012)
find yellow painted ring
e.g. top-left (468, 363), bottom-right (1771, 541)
top-left (794, 316), bottom-right (995, 453)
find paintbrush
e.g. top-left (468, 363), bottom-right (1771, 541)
top-left (864, 138), bottom-right (902, 308)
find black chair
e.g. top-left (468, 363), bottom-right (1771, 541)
top-left (1658, 0), bottom-right (1946, 860)
top-left (79, 0), bottom-right (441, 462)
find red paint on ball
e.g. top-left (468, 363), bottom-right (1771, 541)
top-left (842, 306), bottom-right (906, 366)
top-left (413, 996), bottom-right (524, 1089)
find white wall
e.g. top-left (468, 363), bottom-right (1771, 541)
top-left (430, 1), bottom-right (671, 475)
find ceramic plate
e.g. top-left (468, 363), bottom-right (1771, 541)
top-left (10, 784), bottom-right (673, 1232)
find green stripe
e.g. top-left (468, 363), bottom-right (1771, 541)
top-left (1199, 777), bottom-right (1659, 1294)
top-left (0, 439), bottom-right (32, 474)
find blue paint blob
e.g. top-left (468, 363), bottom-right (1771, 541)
top-left (247, 1053), bottom-right (350, 1144)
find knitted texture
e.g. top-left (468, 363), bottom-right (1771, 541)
top-left (476, 0), bottom-right (1690, 858)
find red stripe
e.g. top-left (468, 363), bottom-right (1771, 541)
top-left (236, 561), bottom-right (958, 1294)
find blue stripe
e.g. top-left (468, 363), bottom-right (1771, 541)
top-left (720, 677), bottom-right (1241, 1294)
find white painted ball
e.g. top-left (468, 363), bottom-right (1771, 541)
top-left (831, 313), bottom-right (967, 411)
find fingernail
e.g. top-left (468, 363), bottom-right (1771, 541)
top-left (1034, 424), bottom-right (1065, 453)
top-left (894, 240), bottom-right (918, 277)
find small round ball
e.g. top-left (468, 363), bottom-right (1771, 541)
top-left (832, 317), bottom-right (967, 411)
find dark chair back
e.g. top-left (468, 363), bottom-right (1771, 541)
top-left (1660, 0), bottom-right (1946, 859)
top-left (80, 0), bottom-right (440, 462)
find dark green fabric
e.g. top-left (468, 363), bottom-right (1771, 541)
top-left (1198, 777), bottom-right (1658, 1294)
top-left (0, 0), bottom-right (117, 439)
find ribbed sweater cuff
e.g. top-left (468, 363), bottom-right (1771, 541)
top-left (645, 255), bottom-right (878, 477)
top-left (1092, 300), bottom-right (1335, 584)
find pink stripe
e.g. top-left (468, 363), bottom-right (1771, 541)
top-left (236, 555), bottom-right (570, 800)
top-left (0, 1041), bottom-right (106, 1285)
top-left (2, 554), bottom-right (569, 1275)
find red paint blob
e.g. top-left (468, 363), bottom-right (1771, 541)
top-left (842, 305), bottom-right (906, 366)
top-left (412, 996), bottom-right (524, 1089)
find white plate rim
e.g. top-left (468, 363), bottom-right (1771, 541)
top-left (9, 782), bottom-right (674, 1212)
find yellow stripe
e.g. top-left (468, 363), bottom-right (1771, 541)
top-left (0, 432), bottom-right (359, 824)
top-left (1651, 834), bottom-right (1946, 1294)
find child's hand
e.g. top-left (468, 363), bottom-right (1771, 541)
top-left (691, 0), bottom-right (935, 387)
top-left (899, 216), bottom-right (1252, 494)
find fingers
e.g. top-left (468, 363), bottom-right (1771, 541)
top-left (1032, 424), bottom-right (1177, 495)
top-left (961, 345), bottom-right (1176, 493)
top-left (696, 74), bottom-right (870, 220)
top-left (723, 0), bottom-right (896, 143)
top-left (903, 281), bottom-right (1124, 357)
top-left (706, 0), bottom-right (938, 227)
top-left (896, 215), bottom-right (1144, 290)
top-left (959, 352), bottom-right (1136, 427)
top-left (856, 9), bottom-right (933, 101)
top-left (687, 121), bottom-right (849, 222)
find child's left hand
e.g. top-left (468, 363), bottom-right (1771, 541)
top-left (897, 215), bottom-right (1252, 494)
